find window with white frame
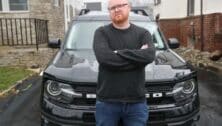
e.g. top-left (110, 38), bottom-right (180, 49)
top-left (9, 0), bottom-right (28, 11)
top-left (0, 0), bottom-right (28, 12)
top-left (187, 0), bottom-right (194, 16)
top-left (53, 0), bottom-right (60, 7)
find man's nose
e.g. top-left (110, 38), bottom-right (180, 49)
top-left (114, 7), bottom-right (120, 12)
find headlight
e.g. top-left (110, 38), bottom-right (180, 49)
top-left (46, 80), bottom-right (62, 96)
top-left (44, 80), bottom-right (82, 103)
top-left (182, 80), bottom-right (195, 94)
top-left (168, 79), bottom-right (196, 102)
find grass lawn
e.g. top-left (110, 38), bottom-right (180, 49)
top-left (0, 67), bottom-right (33, 92)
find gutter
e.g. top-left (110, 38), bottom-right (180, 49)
top-left (200, 0), bottom-right (204, 51)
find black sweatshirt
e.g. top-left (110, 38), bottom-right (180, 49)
top-left (93, 23), bottom-right (156, 103)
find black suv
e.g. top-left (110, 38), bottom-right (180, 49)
top-left (41, 10), bottom-right (200, 126)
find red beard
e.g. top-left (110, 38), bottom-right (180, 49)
top-left (112, 13), bottom-right (129, 24)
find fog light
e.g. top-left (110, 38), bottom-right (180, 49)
top-left (46, 80), bottom-right (62, 96)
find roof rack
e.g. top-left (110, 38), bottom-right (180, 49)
top-left (79, 9), bottom-right (90, 16)
top-left (131, 9), bottom-right (148, 16)
top-left (78, 9), bottom-right (149, 17)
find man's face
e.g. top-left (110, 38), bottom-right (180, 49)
top-left (108, 0), bottom-right (130, 24)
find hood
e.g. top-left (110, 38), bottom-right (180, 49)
top-left (44, 49), bottom-right (192, 83)
top-left (44, 49), bottom-right (98, 83)
top-left (145, 49), bottom-right (192, 81)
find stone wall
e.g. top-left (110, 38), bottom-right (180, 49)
top-left (174, 47), bottom-right (222, 72)
top-left (0, 46), bottom-right (58, 69)
top-left (0, 0), bottom-right (65, 41)
top-left (159, 13), bottom-right (222, 52)
top-left (29, 0), bottom-right (65, 40)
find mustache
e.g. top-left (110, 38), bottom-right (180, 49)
top-left (114, 13), bottom-right (123, 17)
top-left (113, 11), bottom-right (122, 15)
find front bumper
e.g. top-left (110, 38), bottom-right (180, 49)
top-left (41, 110), bottom-right (199, 126)
top-left (41, 98), bottom-right (200, 126)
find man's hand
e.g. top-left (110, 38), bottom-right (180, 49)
top-left (113, 44), bottom-right (148, 53)
top-left (141, 44), bottom-right (148, 49)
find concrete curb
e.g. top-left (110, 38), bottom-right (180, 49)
top-left (0, 72), bottom-right (39, 97)
top-left (196, 61), bottom-right (221, 72)
top-left (206, 63), bottom-right (222, 73)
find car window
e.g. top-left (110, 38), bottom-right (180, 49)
top-left (65, 22), bottom-right (105, 49)
top-left (132, 22), bottom-right (165, 49)
top-left (64, 21), bottom-right (165, 50)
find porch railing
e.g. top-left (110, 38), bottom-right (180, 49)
top-left (0, 18), bottom-right (49, 50)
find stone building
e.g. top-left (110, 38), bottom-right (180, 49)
top-left (0, 0), bottom-right (65, 44)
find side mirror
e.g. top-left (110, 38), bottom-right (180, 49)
top-left (155, 13), bottom-right (160, 22)
top-left (168, 38), bottom-right (180, 49)
top-left (48, 39), bottom-right (61, 48)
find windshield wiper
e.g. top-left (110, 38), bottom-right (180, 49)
top-left (64, 48), bottom-right (78, 51)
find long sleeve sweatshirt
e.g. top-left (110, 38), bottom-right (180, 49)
top-left (93, 23), bottom-right (156, 103)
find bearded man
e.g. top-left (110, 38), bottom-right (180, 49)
top-left (93, 0), bottom-right (156, 125)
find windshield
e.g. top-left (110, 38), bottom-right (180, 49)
top-left (65, 21), bottom-right (166, 50)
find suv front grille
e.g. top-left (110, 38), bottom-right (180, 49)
top-left (148, 111), bottom-right (165, 122)
top-left (147, 97), bottom-right (175, 105)
top-left (70, 84), bottom-right (175, 106)
top-left (145, 85), bottom-right (175, 105)
top-left (146, 85), bottom-right (172, 92)
top-left (83, 113), bottom-right (95, 122)
top-left (75, 86), bottom-right (96, 93)
top-left (72, 98), bottom-right (96, 106)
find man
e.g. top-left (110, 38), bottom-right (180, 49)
top-left (93, 0), bottom-right (156, 125)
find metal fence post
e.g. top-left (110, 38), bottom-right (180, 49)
top-left (5, 19), bottom-right (9, 45)
top-left (0, 19), bottom-right (4, 45)
top-left (34, 19), bottom-right (39, 51)
top-left (46, 20), bottom-right (49, 44)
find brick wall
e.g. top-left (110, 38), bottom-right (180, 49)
top-left (159, 19), bottom-right (181, 44)
top-left (159, 13), bottom-right (222, 52)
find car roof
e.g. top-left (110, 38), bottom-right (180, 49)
top-left (73, 11), bottom-right (153, 22)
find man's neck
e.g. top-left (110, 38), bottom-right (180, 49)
top-left (112, 21), bottom-right (130, 30)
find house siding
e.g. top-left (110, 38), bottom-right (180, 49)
top-left (153, 0), bottom-right (187, 19)
top-left (154, 0), bottom-right (222, 19)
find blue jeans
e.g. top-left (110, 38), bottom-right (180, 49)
top-left (95, 100), bottom-right (149, 126)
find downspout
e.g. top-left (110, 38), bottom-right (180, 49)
top-left (200, 0), bottom-right (204, 51)
top-left (64, 0), bottom-right (68, 32)
top-left (67, 0), bottom-right (70, 23)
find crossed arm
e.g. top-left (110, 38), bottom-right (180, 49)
top-left (93, 28), bottom-right (156, 71)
